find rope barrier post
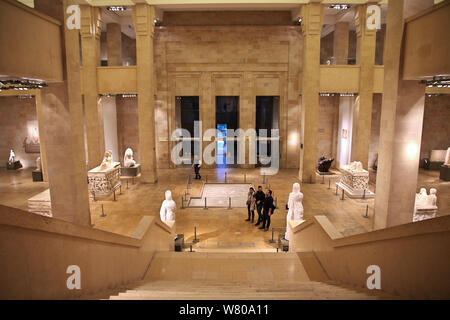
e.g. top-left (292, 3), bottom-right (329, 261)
top-left (228, 197), bottom-right (232, 210)
top-left (322, 175), bottom-right (325, 184)
top-left (92, 192), bottom-right (96, 202)
top-left (126, 179), bottom-right (129, 189)
top-left (363, 204), bottom-right (369, 218)
top-left (113, 189), bottom-right (117, 202)
top-left (181, 196), bottom-right (185, 209)
top-left (190, 244), bottom-right (193, 252)
top-left (193, 226), bottom-right (199, 243)
top-left (269, 228), bottom-right (276, 243)
top-left (335, 184), bottom-right (338, 195)
top-left (119, 184), bottom-right (122, 195)
top-left (363, 189), bottom-right (366, 200)
top-left (328, 178), bottom-right (331, 189)
top-left (100, 204), bottom-right (106, 217)
top-left (203, 197), bottom-right (208, 210)
top-left (341, 188), bottom-right (345, 200)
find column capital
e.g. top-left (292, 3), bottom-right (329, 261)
top-left (301, 3), bottom-right (324, 37)
top-left (80, 5), bottom-right (102, 39)
top-left (133, 3), bottom-right (155, 37)
top-left (355, 3), bottom-right (378, 38)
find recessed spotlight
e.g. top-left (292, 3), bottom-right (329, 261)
top-left (107, 6), bottom-right (126, 12)
top-left (330, 4), bottom-right (351, 10)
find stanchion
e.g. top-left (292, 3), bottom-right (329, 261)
top-left (119, 185), bottom-right (122, 195)
top-left (322, 175), bottom-right (325, 184)
top-left (227, 197), bottom-right (232, 210)
top-left (341, 189), bottom-right (345, 200)
top-left (328, 178), bottom-right (331, 189)
top-left (181, 196), bottom-right (185, 209)
top-left (126, 179), bottom-right (129, 190)
top-left (335, 184), bottom-right (338, 195)
top-left (269, 228), bottom-right (276, 243)
top-left (113, 189), bottom-right (117, 202)
top-left (100, 204), bottom-right (107, 217)
top-left (363, 204), bottom-right (369, 218)
top-left (189, 244), bottom-right (194, 252)
top-left (193, 226), bottom-right (199, 243)
top-left (203, 197), bottom-right (208, 210)
top-left (92, 192), bottom-right (96, 202)
top-left (363, 189), bottom-right (366, 200)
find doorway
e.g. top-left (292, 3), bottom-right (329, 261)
top-left (215, 96), bottom-right (239, 167)
top-left (175, 96), bottom-right (199, 165)
top-left (255, 96), bottom-right (280, 167)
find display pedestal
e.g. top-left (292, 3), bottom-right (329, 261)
top-left (316, 170), bottom-right (334, 176)
top-left (440, 165), bottom-right (450, 181)
top-left (28, 189), bottom-right (52, 217)
top-left (32, 170), bottom-right (43, 182)
top-left (121, 164), bottom-right (141, 177)
top-left (6, 160), bottom-right (22, 170)
top-left (88, 162), bottom-right (121, 199)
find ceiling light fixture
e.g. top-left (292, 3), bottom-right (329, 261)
top-left (107, 6), bottom-right (126, 12)
top-left (330, 4), bottom-right (351, 10)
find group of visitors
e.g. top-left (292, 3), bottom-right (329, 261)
top-left (246, 186), bottom-right (276, 232)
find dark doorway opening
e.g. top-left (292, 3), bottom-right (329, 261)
top-left (256, 96), bottom-right (280, 167)
top-left (175, 96), bottom-right (199, 165)
top-left (215, 96), bottom-right (239, 167)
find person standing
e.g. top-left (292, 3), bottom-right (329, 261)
top-left (254, 186), bottom-right (265, 226)
top-left (246, 187), bottom-right (256, 222)
top-left (260, 190), bottom-right (275, 232)
top-left (192, 155), bottom-right (202, 179)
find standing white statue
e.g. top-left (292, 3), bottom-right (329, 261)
top-left (285, 182), bottom-right (304, 240)
top-left (99, 150), bottom-right (114, 170)
top-left (444, 147), bottom-right (450, 167)
top-left (36, 156), bottom-right (41, 171)
top-left (8, 149), bottom-right (15, 163)
top-left (160, 190), bottom-right (176, 223)
top-left (124, 148), bottom-right (136, 168)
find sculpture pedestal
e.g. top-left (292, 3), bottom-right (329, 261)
top-left (413, 207), bottom-right (437, 222)
top-left (316, 170), bottom-right (334, 176)
top-left (28, 189), bottom-right (52, 217)
top-left (440, 165), bottom-right (450, 181)
top-left (88, 162), bottom-right (121, 199)
top-left (338, 168), bottom-right (374, 198)
top-left (32, 170), bottom-right (43, 182)
top-left (121, 164), bottom-right (141, 177)
top-left (6, 161), bottom-right (22, 170)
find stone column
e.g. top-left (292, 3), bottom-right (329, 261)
top-left (240, 72), bottom-right (256, 169)
top-left (106, 23), bottom-right (122, 66)
top-left (200, 72), bottom-right (214, 169)
top-left (299, 3), bottom-right (324, 183)
top-left (374, 0), bottom-right (426, 229)
top-left (41, 0), bottom-right (91, 226)
top-left (80, 5), bottom-right (105, 169)
top-left (333, 22), bottom-right (349, 65)
top-left (133, 4), bottom-right (157, 183)
top-left (35, 91), bottom-right (48, 181)
top-left (350, 4), bottom-right (376, 169)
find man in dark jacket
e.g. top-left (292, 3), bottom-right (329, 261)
top-left (254, 186), bottom-right (265, 226)
top-left (259, 189), bottom-right (274, 232)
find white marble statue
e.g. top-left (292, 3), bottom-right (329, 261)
top-left (8, 149), bottom-right (15, 163)
top-left (445, 147), bottom-right (450, 166)
top-left (160, 190), bottom-right (176, 223)
top-left (36, 156), bottom-right (41, 171)
top-left (285, 182), bottom-right (304, 240)
top-left (413, 187), bottom-right (438, 222)
top-left (99, 150), bottom-right (114, 170)
top-left (124, 148), bottom-right (136, 168)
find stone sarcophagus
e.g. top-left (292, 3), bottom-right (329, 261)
top-left (337, 161), bottom-right (374, 198)
top-left (88, 162), bottom-right (121, 198)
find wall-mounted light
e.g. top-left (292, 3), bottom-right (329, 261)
top-left (329, 4), bottom-right (351, 10)
top-left (340, 93), bottom-right (355, 97)
top-left (107, 6), bottom-right (126, 12)
top-left (122, 94), bottom-right (137, 98)
top-left (154, 18), bottom-right (161, 26)
top-left (295, 17), bottom-right (302, 26)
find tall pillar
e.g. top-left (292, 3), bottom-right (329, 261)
top-left (133, 4), bottom-right (157, 183)
top-left (351, 4), bottom-right (376, 169)
top-left (374, 0), bottom-right (426, 229)
top-left (80, 5), bottom-right (105, 169)
top-left (299, 3), bottom-right (324, 183)
top-left (240, 71), bottom-right (256, 169)
top-left (200, 72), bottom-right (214, 169)
top-left (41, 0), bottom-right (91, 226)
top-left (106, 23), bottom-right (122, 66)
top-left (333, 22), bottom-right (349, 64)
top-left (35, 91), bottom-right (48, 181)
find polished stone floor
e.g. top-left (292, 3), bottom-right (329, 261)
top-left (1, 166), bottom-right (448, 251)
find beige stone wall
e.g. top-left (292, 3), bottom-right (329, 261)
top-left (153, 25), bottom-right (302, 169)
top-left (116, 95), bottom-right (140, 165)
top-left (317, 95), bottom-right (339, 161)
top-left (0, 96), bottom-right (38, 168)
top-left (419, 94), bottom-right (450, 160)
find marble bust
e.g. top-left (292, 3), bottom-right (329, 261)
top-left (124, 148), bottom-right (136, 168)
top-left (160, 190), bottom-right (176, 223)
top-left (36, 156), bottom-right (41, 171)
top-left (285, 182), bottom-right (304, 240)
top-left (99, 150), bottom-right (114, 170)
top-left (8, 149), bottom-right (15, 163)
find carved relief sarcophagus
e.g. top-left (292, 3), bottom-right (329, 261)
top-left (88, 162), bottom-right (121, 198)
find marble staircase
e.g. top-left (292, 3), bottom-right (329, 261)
top-left (108, 252), bottom-right (395, 300)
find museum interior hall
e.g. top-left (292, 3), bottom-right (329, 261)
top-left (0, 0), bottom-right (449, 301)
